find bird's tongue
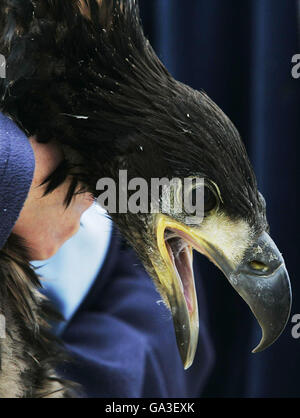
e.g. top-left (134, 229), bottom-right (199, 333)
top-left (165, 235), bottom-right (195, 314)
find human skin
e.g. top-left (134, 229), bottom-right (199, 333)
top-left (13, 137), bottom-right (94, 260)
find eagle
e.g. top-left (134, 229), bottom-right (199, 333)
top-left (0, 0), bottom-right (292, 397)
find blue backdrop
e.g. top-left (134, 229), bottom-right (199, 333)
top-left (139, 0), bottom-right (300, 397)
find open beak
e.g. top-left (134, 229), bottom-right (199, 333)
top-left (150, 215), bottom-right (292, 369)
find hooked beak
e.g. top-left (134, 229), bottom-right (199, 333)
top-left (228, 231), bottom-right (292, 353)
top-left (151, 216), bottom-right (292, 369)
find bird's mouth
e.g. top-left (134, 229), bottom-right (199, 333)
top-left (164, 232), bottom-right (195, 313)
top-left (151, 215), bottom-right (292, 370)
top-left (163, 228), bottom-right (199, 369)
top-left (154, 217), bottom-right (221, 369)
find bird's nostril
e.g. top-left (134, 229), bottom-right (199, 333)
top-left (248, 260), bottom-right (270, 274)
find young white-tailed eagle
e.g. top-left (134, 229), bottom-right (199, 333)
top-left (0, 0), bottom-right (291, 396)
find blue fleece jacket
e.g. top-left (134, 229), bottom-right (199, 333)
top-left (0, 113), bottom-right (35, 249)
